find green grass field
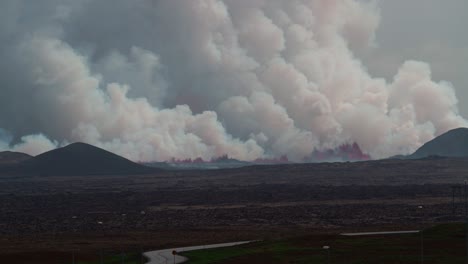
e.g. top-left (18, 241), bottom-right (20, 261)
top-left (181, 223), bottom-right (468, 264)
top-left (78, 252), bottom-right (144, 264)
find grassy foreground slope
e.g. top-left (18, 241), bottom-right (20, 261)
top-left (182, 223), bottom-right (466, 264)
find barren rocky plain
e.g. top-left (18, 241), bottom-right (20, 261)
top-left (1, 157), bottom-right (468, 263)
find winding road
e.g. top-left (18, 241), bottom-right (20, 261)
top-left (143, 241), bottom-right (253, 264)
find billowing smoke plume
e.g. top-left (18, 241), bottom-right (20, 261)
top-left (0, 0), bottom-right (466, 161)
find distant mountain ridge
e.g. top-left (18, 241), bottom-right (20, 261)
top-left (0, 151), bottom-right (32, 164)
top-left (3, 127), bottom-right (468, 176)
top-left (408, 127), bottom-right (468, 159)
top-left (2, 142), bottom-right (157, 176)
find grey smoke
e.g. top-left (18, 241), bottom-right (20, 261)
top-left (0, 0), bottom-right (466, 161)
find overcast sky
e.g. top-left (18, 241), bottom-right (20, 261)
top-left (363, 0), bottom-right (468, 115)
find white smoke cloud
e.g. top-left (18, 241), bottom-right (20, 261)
top-left (0, 130), bottom-right (58, 156)
top-left (14, 36), bottom-right (264, 161)
top-left (8, 134), bottom-right (58, 156)
top-left (0, 0), bottom-right (466, 161)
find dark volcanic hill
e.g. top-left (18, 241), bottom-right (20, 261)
top-left (408, 127), bottom-right (468, 159)
top-left (17, 142), bottom-right (157, 176)
top-left (0, 151), bottom-right (32, 164)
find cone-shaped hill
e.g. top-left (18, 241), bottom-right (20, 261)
top-left (0, 151), bottom-right (32, 165)
top-left (408, 127), bottom-right (468, 159)
top-left (19, 142), bottom-right (158, 176)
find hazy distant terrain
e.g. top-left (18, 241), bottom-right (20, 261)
top-left (1, 132), bottom-right (468, 263)
top-left (1, 156), bottom-right (466, 263)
